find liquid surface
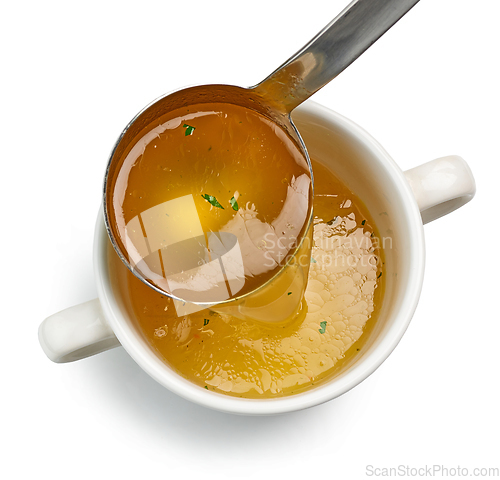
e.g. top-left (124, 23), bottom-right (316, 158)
top-left (109, 159), bottom-right (384, 398)
top-left (106, 103), bottom-right (312, 308)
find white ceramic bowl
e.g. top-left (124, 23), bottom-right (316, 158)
top-left (39, 101), bottom-right (475, 415)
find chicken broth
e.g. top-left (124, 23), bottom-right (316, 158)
top-left (108, 158), bottom-right (384, 398)
top-left (106, 102), bottom-right (313, 311)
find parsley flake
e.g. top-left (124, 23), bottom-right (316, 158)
top-left (287, 292), bottom-right (292, 296)
top-left (377, 272), bottom-right (383, 279)
top-left (201, 194), bottom-right (224, 209)
top-left (183, 124), bottom-right (195, 136)
top-left (204, 385), bottom-right (208, 389)
top-left (311, 257), bottom-right (317, 264)
top-left (230, 196), bottom-right (239, 211)
top-left (204, 318), bottom-right (210, 326)
top-left (319, 321), bottom-right (327, 334)
top-left (361, 220), bottom-right (366, 225)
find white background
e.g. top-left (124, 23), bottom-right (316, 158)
top-left (2, 1), bottom-right (499, 478)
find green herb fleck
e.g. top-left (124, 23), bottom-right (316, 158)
top-left (204, 318), bottom-right (210, 326)
top-left (361, 220), bottom-right (366, 225)
top-left (287, 292), bottom-right (292, 296)
top-left (230, 196), bottom-right (239, 211)
top-left (204, 385), bottom-right (208, 389)
top-left (319, 321), bottom-right (327, 334)
top-left (311, 257), bottom-right (317, 264)
top-left (183, 124), bottom-right (195, 136)
top-left (202, 194), bottom-right (224, 209)
top-left (377, 272), bottom-right (383, 279)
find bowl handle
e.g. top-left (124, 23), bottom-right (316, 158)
top-left (38, 298), bottom-right (120, 363)
top-left (404, 155), bottom-right (476, 224)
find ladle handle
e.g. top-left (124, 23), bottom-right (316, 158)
top-left (253, 0), bottom-right (420, 113)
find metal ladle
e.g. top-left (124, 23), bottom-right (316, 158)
top-left (103, 0), bottom-right (420, 319)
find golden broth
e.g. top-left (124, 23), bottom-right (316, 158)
top-left (106, 102), bottom-right (313, 307)
top-left (108, 158), bottom-right (384, 398)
